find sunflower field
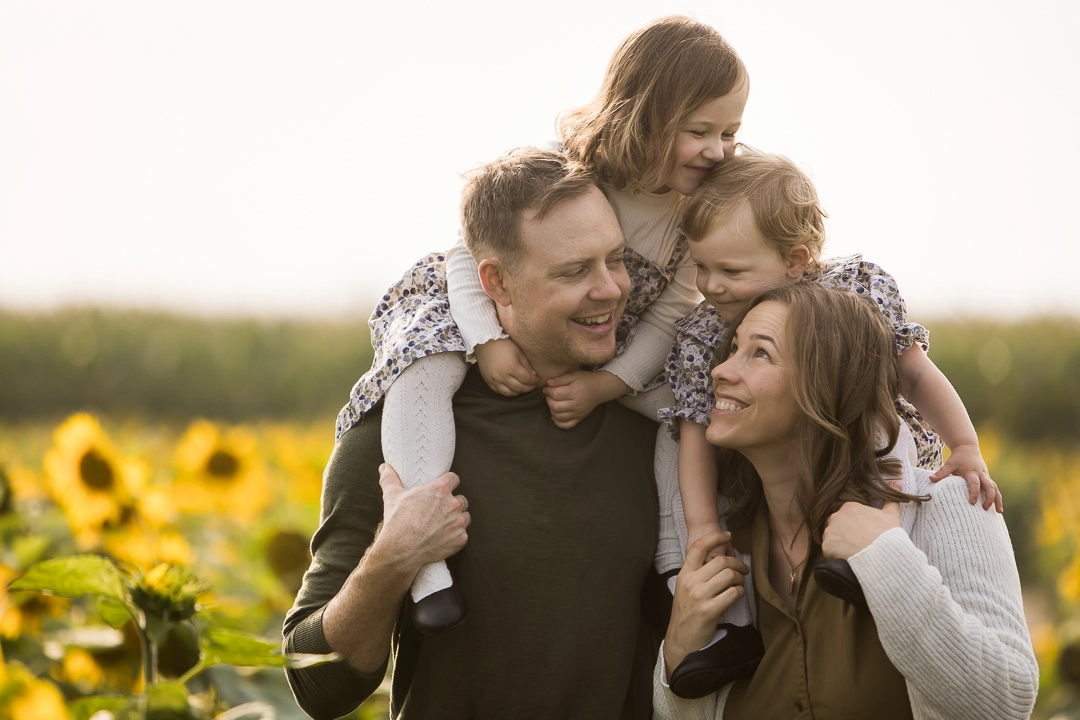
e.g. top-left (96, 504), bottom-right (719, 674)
top-left (2, 309), bottom-right (1080, 719)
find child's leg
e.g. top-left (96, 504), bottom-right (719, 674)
top-left (381, 352), bottom-right (469, 603)
top-left (653, 427), bottom-right (685, 584)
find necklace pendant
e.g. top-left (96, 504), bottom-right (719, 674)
top-left (788, 569), bottom-right (796, 595)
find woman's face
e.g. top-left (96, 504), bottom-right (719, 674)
top-left (705, 300), bottom-right (801, 453)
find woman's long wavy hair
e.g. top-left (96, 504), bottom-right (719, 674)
top-left (558, 16), bottom-right (746, 192)
top-left (716, 283), bottom-right (928, 544)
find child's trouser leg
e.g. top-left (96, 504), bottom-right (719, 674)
top-left (381, 352), bottom-right (469, 605)
top-left (616, 386), bottom-right (684, 581)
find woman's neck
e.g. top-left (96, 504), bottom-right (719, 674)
top-left (744, 445), bottom-right (803, 538)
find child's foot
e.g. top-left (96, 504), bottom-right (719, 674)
top-left (813, 558), bottom-right (869, 613)
top-left (669, 624), bottom-right (765, 699)
top-left (411, 583), bottom-right (467, 634)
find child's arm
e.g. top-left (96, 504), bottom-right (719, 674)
top-left (897, 345), bottom-right (1001, 511)
top-left (446, 241), bottom-right (539, 396)
top-left (543, 259), bottom-right (701, 427)
top-left (543, 371), bottom-right (631, 429)
top-left (679, 420), bottom-right (725, 558)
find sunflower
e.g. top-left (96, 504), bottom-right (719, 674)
top-left (43, 413), bottom-right (147, 536)
top-left (0, 661), bottom-right (71, 720)
top-left (172, 420), bottom-right (270, 521)
top-left (0, 563), bottom-right (69, 640)
top-left (99, 487), bottom-right (192, 570)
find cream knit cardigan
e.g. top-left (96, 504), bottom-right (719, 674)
top-left (653, 471), bottom-right (1039, 720)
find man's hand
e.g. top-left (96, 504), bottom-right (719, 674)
top-left (822, 501), bottom-right (901, 561)
top-left (375, 464), bottom-right (470, 575)
top-left (543, 370), bottom-right (630, 429)
top-left (930, 443), bottom-right (1001, 512)
top-left (473, 338), bottom-right (540, 396)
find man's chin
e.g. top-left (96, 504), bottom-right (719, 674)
top-left (573, 340), bottom-right (618, 368)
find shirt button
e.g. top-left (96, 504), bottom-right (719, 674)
top-left (796, 700), bottom-right (805, 712)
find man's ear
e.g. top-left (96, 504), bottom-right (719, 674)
top-left (785, 245), bottom-right (811, 279)
top-left (478, 258), bottom-right (512, 307)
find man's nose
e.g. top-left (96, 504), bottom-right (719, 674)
top-left (592, 265), bottom-right (627, 301)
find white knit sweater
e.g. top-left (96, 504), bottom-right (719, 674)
top-left (653, 471), bottom-right (1039, 720)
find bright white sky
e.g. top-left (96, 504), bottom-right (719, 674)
top-left (1, 1), bottom-right (1077, 320)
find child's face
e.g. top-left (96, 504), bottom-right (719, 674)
top-left (690, 203), bottom-right (807, 323)
top-left (662, 80), bottom-right (749, 196)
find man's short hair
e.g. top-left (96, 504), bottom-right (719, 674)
top-left (459, 147), bottom-right (598, 270)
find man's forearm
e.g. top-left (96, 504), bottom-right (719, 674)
top-left (322, 535), bottom-right (415, 674)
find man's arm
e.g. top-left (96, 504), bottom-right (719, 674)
top-left (283, 417), bottom-right (469, 720)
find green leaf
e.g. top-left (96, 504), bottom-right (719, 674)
top-left (200, 626), bottom-right (285, 668)
top-left (146, 680), bottom-right (195, 720)
top-left (68, 695), bottom-right (140, 720)
top-left (99, 594), bottom-right (137, 628)
top-left (8, 554), bottom-right (126, 602)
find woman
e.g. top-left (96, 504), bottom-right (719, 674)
top-left (655, 283), bottom-right (1037, 719)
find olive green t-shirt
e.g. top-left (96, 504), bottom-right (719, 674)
top-left (283, 367), bottom-right (664, 720)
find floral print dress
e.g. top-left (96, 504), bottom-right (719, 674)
top-left (335, 240), bottom-right (690, 440)
top-left (660, 254), bottom-right (944, 470)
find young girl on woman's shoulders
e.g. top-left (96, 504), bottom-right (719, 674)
top-left (664, 147), bottom-right (1000, 566)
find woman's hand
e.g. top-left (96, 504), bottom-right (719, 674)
top-left (663, 530), bottom-right (749, 679)
top-left (473, 338), bottom-right (539, 396)
top-left (822, 501), bottom-right (901, 560)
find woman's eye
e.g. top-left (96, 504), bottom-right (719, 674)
top-left (688, 130), bottom-right (706, 138)
top-left (754, 348), bottom-right (771, 360)
top-left (722, 131), bottom-right (737, 140)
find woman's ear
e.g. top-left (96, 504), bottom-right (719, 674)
top-left (785, 245), bottom-right (811, 279)
top-left (478, 258), bottom-right (512, 307)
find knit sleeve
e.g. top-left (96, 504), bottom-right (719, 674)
top-left (603, 256), bottom-right (702, 391)
top-left (847, 474), bottom-right (1039, 720)
top-left (652, 641), bottom-right (727, 720)
top-left (446, 238), bottom-right (507, 355)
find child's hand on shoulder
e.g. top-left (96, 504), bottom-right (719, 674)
top-left (543, 370), bottom-right (630, 429)
top-left (930, 443), bottom-right (1002, 513)
top-left (474, 338), bottom-right (539, 396)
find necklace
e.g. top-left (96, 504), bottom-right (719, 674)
top-left (776, 536), bottom-right (807, 595)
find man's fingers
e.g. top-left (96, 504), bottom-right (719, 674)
top-left (378, 463), bottom-right (403, 493)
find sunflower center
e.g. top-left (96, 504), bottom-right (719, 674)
top-left (205, 450), bottom-right (240, 480)
top-left (79, 449), bottom-right (115, 491)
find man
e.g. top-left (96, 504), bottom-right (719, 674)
top-left (283, 148), bottom-right (663, 719)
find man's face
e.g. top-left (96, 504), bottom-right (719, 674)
top-left (501, 187), bottom-right (630, 376)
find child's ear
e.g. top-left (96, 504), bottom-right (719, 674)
top-left (785, 245), bottom-right (811, 279)
top-left (478, 258), bottom-right (513, 307)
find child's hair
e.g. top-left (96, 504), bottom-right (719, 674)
top-left (558, 16), bottom-right (746, 193)
top-left (716, 283), bottom-right (927, 546)
top-left (682, 147), bottom-right (827, 270)
top-left (459, 147), bottom-right (597, 270)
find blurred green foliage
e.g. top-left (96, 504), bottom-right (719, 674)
top-left (3, 309), bottom-right (1079, 445)
top-left (926, 316), bottom-right (1080, 445)
top-left (0, 309), bottom-right (373, 423)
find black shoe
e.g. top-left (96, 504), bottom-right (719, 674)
top-left (813, 559), bottom-right (869, 613)
top-left (411, 584), bottom-right (467, 634)
top-left (669, 623), bottom-right (765, 699)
